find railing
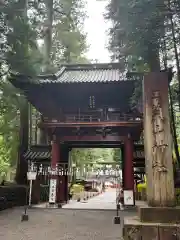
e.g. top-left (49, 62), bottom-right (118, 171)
top-left (44, 113), bottom-right (142, 123)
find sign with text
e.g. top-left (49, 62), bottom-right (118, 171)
top-left (133, 145), bottom-right (145, 159)
top-left (49, 179), bottom-right (57, 203)
top-left (133, 150), bottom-right (145, 159)
top-left (27, 171), bottom-right (37, 181)
top-left (124, 190), bottom-right (134, 206)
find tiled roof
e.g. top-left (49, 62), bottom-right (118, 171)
top-left (9, 63), bottom-right (144, 85)
top-left (39, 63), bottom-right (128, 84)
top-left (23, 150), bottom-right (51, 160)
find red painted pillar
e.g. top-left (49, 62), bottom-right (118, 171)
top-left (124, 134), bottom-right (134, 190)
top-left (64, 163), bottom-right (69, 203)
top-left (49, 136), bottom-right (59, 205)
top-left (51, 137), bottom-right (59, 168)
top-left (57, 147), bottom-right (69, 203)
top-left (57, 164), bottom-right (65, 203)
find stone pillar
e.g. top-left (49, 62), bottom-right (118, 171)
top-left (48, 136), bottom-right (59, 205)
top-left (123, 72), bottom-right (179, 240)
top-left (124, 134), bottom-right (134, 191)
top-left (143, 72), bottom-right (175, 207)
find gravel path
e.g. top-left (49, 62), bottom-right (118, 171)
top-left (0, 207), bottom-right (134, 240)
top-left (63, 190), bottom-right (117, 210)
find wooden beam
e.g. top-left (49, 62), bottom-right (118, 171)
top-left (40, 121), bottom-right (142, 128)
top-left (67, 143), bottom-right (122, 148)
top-left (58, 135), bottom-right (125, 142)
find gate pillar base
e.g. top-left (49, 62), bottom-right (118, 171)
top-left (47, 203), bottom-right (59, 209)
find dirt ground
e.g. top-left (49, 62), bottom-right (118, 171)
top-left (0, 207), bottom-right (135, 240)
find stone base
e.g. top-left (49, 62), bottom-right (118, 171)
top-left (21, 213), bottom-right (29, 222)
top-left (46, 203), bottom-right (59, 209)
top-left (138, 204), bottom-right (180, 223)
top-left (113, 216), bottom-right (121, 224)
top-left (123, 216), bottom-right (179, 240)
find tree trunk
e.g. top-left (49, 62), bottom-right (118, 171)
top-left (38, 0), bottom-right (54, 144)
top-left (169, 84), bottom-right (180, 167)
top-left (15, 0), bottom-right (29, 185)
top-left (162, 34), bottom-right (180, 166)
top-left (44, 0), bottom-right (53, 71)
top-left (147, 41), bottom-right (160, 71)
top-left (15, 98), bottom-right (29, 185)
top-left (168, 0), bottom-right (180, 112)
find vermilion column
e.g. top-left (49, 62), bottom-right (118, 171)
top-left (49, 136), bottom-right (59, 205)
top-left (57, 147), bottom-right (69, 203)
top-left (124, 134), bottom-right (134, 190)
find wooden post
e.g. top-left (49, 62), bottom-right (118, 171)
top-left (57, 145), bottom-right (69, 203)
top-left (49, 135), bottom-right (59, 205)
top-left (143, 72), bottom-right (175, 207)
top-left (124, 135), bottom-right (134, 191)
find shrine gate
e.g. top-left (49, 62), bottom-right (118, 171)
top-left (10, 63), bottom-right (144, 205)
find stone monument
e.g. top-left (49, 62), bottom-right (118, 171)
top-left (123, 72), bottom-right (180, 239)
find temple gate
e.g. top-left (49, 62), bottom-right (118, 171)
top-left (10, 63), bottom-right (144, 206)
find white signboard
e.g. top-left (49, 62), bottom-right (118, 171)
top-left (27, 171), bottom-right (37, 181)
top-left (49, 179), bottom-right (57, 203)
top-left (124, 190), bottom-right (134, 206)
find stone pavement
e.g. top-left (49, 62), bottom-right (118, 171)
top-left (63, 190), bottom-right (117, 210)
top-left (0, 207), bottom-right (135, 240)
top-left (0, 189), bottom-right (136, 240)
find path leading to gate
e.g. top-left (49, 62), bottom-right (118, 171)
top-left (0, 207), bottom-right (135, 240)
top-left (63, 189), bottom-right (117, 210)
top-left (0, 189), bottom-right (136, 239)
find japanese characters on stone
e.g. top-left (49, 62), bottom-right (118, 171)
top-left (151, 91), bottom-right (168, 172)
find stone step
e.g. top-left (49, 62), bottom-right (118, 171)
top-left (123, 216), bottom-right (179, 240)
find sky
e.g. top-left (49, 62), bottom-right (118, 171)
top-left (84, 0), bottom-right (111, 63)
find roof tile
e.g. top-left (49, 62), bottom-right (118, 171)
top-left (23, 150), bottom-right (51, 160)
top-left (39, 63), bottom-right (127, 84)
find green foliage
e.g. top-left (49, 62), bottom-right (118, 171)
top-left (71, 148), bottom-right (122, 171)
top-left (105, 0), bottom-right (180, 163)
top-left (0, 0), bottom-right (89, 180)
top-left (0, 136), bottom-right (10, 178)
top-left (0, 0), bottom-right (38, 179)
top-left (105, 0), bottom-right (165, 70)
top-left (112, 148), bottom-right (122, 165)
top-left (51, 0), bottom-right (88, 65)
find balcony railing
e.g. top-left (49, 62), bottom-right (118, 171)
top-left (43, 113), bottom-right (142, 123)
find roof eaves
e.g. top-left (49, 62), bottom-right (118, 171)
top-left (58, 63), bottom-right (122, 71)
top-left (9, 71), bottom-right (57, 85)
top-left (54, 66), bottom-right (66, 78)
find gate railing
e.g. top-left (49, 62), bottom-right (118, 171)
top-left (43, 113), bottom-right (142, 123)
top-left (29, 162), bottom-right (70, 203)
top-left (28, 162), bottom-right (70, 185)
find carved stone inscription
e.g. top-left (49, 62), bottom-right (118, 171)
top-left (151, 91), bottom-right (168, 172)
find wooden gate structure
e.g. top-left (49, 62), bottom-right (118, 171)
top-left (10, 63), bottom-right (145, 204)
